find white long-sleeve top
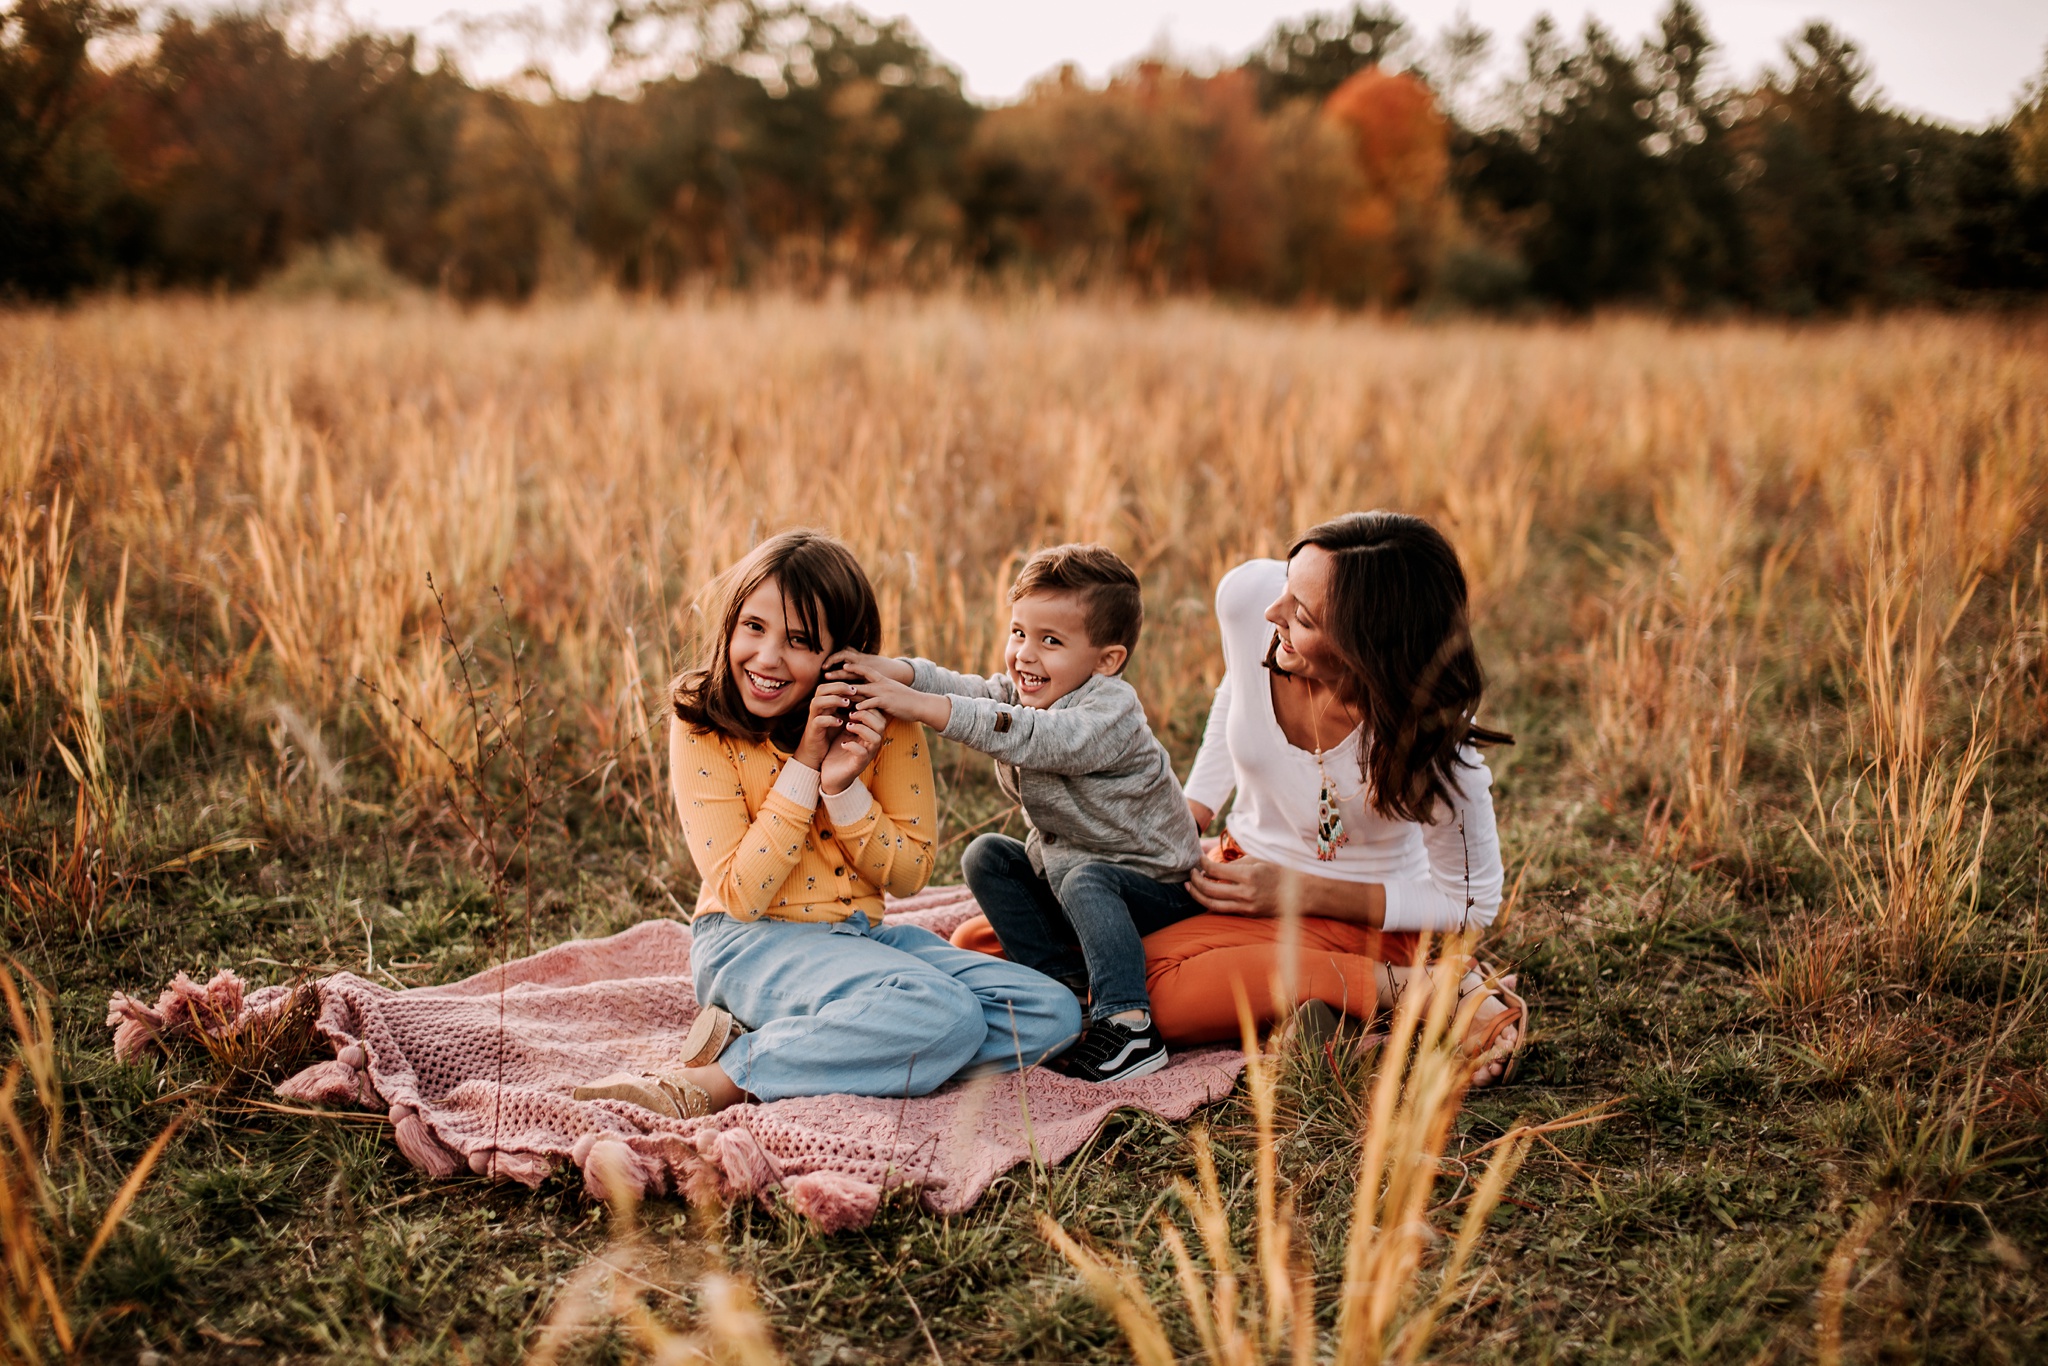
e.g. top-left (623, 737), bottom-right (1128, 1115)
top-left (1182, 559), bottom-right (1505, 932)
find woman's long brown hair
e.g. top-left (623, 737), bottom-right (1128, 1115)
top-left (671, 530), bottom-right (881, 753)
top-left (1272, 511), bottom-right (1512, 824)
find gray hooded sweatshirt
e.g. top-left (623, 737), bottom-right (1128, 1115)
top-left (908, 660), bottom-right (1203, 893)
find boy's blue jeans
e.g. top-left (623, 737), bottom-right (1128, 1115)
top-left (961, 833), bottom-right (1201, 1023)
top-left (690, 908), bottom-right (1082, 1102)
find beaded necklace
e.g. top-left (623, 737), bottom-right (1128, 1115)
top-left (1302, 676), bottom-right (1352, 862)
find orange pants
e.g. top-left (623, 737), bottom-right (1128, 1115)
top-left (948, 913), bottom-right (1418, 1046)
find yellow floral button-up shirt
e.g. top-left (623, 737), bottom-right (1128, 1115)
top-left (670, 716), bottom-right (936, 923)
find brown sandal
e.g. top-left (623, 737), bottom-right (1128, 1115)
top-left (1461, 963), bottom-right (1528, 1085)
top-left (679, 1006), bottom-right (747, 1068)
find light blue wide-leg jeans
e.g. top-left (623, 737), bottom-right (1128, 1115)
top-left (690, 910), bottom-right (1083, 1102)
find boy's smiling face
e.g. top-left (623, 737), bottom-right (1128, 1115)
top-left (1004, 591), bottom-right (1128, 708)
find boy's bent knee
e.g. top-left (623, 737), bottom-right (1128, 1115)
top-left (962, 832), bottom-right (1027, 883)
top-left (1058, 862), bottom-right (1140, 921)
top-left (1059, 861), bottom-right (1120, 898)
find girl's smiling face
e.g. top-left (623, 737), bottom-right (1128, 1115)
top-left (1265, 544), bottom-right (1341, 680)
top-left (728, 578), bottom-right (830, 720)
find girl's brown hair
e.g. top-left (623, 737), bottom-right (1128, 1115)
top-left (671, 530), bottom-right (881, 752)
top-left (1269, 511), bottom-right (1512, 824)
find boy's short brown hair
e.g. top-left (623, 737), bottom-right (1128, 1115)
top-left (1010, 543), bottom-right (1143, 658)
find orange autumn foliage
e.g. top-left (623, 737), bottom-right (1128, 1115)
top-left (970, 63), bottom-right (1377, 300)
top-left (1322, 67), bottom-right (1454, 300)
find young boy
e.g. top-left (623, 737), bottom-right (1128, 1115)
top-left (831, 544), bottom-right (1203, 1082)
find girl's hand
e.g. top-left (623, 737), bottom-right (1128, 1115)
top-left (827, 650), bottom-right (914, 686)
top-left (821, 703), bottom-right (889, 795)
top-left (793, 682), bottom-right (858, 770)
top-left (1188, 850), bottom-right (1287, 917)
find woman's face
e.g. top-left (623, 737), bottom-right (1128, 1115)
top-left (1266, 545), bottom-right (1343, 681)
top-left (728, 578), bottom-right (830, 720)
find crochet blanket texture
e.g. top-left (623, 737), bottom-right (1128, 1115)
top-left (107, 886), bottom-right (1244, 1231)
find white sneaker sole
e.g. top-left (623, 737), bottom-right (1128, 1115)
top-left (1095, 1046), bottom-right (1170, 1083)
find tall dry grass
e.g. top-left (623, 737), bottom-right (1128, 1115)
top-left (1581, 464), bottom-right (1790, 858)
top-left (3, 303), bottom-right (2038, 842)
top-left (1797, 539), bottom-right (1995, 986)
top-left (527, 1146), bottom-right (782, 1366)
top-left (1, 962), bottom-right (185, 1363)
top-left (2, 297), bottom-right (2039, 969)
top-left (1, 296), bottom-right (2042, 1356)
top-left (1044, 952), bottom-right (1610, 1365)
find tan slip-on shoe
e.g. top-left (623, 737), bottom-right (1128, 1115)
top-left (572, 1071), bottom-right (715, 1119)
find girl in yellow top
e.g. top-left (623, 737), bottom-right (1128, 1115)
top-left (579, 531), bottom-right (1081, 1119)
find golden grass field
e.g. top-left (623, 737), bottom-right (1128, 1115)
top-left (3, 296), bottom-right (2046, 1363)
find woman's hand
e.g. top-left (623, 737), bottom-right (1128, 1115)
top-left (1187, 850), bottom-right (1287, 917)
top-left (1189, 849), bottom-right (1388, 924)
top-left (1188, 800), bottom-right (1215, 833)
top-left (793, 681), bottom-right (858, 770)
top-left (820, 702), bottom-right (890, 796)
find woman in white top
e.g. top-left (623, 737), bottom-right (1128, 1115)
top-left (1146, 511), bottom-right (1525, 1084)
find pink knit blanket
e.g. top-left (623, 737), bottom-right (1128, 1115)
top-left (107, 887), bottom-right (1244, 1231)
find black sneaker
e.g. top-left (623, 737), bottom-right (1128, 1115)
top-left (1053, 1015), bottom-right (1169, 1083)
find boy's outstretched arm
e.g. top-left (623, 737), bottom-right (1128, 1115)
top-left (940, 686), bottom-right (1146, 776)
top-left (834, 657), bottom-right (954, 732)
top-left (907, 657), bottom-right (1015, 703)
top-left (826, 650), bottom-right (913, 686)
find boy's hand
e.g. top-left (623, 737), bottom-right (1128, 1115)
top-left (844, 671), bottom-right (951, 732)
top-left (826, 650), bottom-right (914, 686)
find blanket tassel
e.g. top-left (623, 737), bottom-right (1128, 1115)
top-left (575, 1135), bottom-right (665, 1202)
top-left (782, 1171), bottom-right (882, 1233)
top-left (389, 1102), bottom-right (463, 1178)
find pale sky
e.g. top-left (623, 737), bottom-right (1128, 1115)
top-left (344, 0), bottom-right (2046, 128)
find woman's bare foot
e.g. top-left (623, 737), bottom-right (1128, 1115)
top-left (1472, 1015), bottom-right (1518, 1086)
top-left (1380, 963), bottom-right (1522, 1086)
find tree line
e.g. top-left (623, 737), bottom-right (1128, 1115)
top-left (4, 0), bottom-right (2045, 309)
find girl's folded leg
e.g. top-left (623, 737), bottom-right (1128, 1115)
top-left (872, 920), bottom-right (1083, 1076)
top-left (692, 912), bottom-right (989, 1101)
